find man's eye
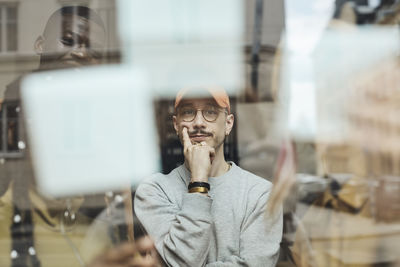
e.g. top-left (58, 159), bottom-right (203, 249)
top-left (182, 109), bottom-right (195, 115)
top-left (205, 109), bottom-right (218, 115)
top-left (60, 37), bottom-right (74, 46)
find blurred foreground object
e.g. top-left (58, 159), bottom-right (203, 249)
top-left (347, 58), bottom-right (400, 222)
top-left (0, 6), bottom-right (126, 267)
top-left (268, 139), bottom-right (296, 214)
top-left (86, 192), bottom-right (163, 267)
top-left (271, 0), bottom-right (399, 211)
top-left (274, 1), bottom-right (400, 266)
top-left (277, 0), bottom-right (399, 143)
top-left (291, 174), bottom-right (400, 266)
top-left (117, 0), bottom-right (244, 96)
top-left (290, 36), bottom-right (400, 267)
top-left (267, 0), bottom-right (335, 214)
top-left (21, 66), bottom-right (159, 197)
top-left (88, 238), bottom-right (162, 267)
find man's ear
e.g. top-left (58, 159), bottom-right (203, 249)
top-left (173, 115), bottom-right (178, 134)
top-left (34, 36), bottom-right (44, 55)
top-left (225, 114), bottom-right (234, 136)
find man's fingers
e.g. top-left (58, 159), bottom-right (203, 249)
top-left (209, 148), bottom-right (216, 159)
top-left (89, 242), bottom-right (138, 267)
top-left (89, 239), bottom-right (162, 267)
top-left (131, 256), bottom-right (159, 267)
top-left (182, 127), bottom-right (192, 150)
top-left (136, 236), bottom-right (156, 253)
top-left (103, 242), bottom-right (137, 262)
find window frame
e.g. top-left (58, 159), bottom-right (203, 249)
top-left (0, 2), bottom-right (18, 54)
top-left (0, 100), bottom-right (24, 158)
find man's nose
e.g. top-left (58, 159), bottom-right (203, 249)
top-left (70, 45), bottom-right (100, 65)
top-left (192, 110), bottom-right (206, 128)
top-left (70, 44), bottom-right (89, 59)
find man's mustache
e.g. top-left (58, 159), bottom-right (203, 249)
top-left (188, 130), bottom-right (212, 136)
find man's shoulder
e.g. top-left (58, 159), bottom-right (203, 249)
top-left (145, 165), bottom-right (186, 183)
top-left (135, 165), bottom-right (187, 193)
top-left (233, 164), bottom-right (273, 191)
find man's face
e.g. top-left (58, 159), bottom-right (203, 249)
top-left (173, 98), bottom-right (234, 150)
top-left (38, 13), bottom-right (105, 69)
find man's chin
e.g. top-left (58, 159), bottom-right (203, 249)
top-left (190, 136), bottom-right (210, 143)
top-left (40, 58), bottom-right (94, 70)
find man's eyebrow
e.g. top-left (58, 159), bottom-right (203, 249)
top-left (204, 102), bottom-right (219, 107)
top-left (179, 103), bottom-right (194, 108)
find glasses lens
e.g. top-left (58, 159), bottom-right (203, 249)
top-left (178, 106), bottom-right (220, 122)
top-left (202, 107), bottom-right (219, 122)
top-left (179, 108), bottom-right (196, 122)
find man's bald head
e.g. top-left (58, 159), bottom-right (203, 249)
top-left (36, 6), bottom-right (106, 70)
top-left (43, 6), bottom-right (105, 37)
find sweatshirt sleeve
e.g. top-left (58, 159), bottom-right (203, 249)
top-left (206, 185), bottom-right (283, 267)
top-left (134, 179), bottom-right (213, 267)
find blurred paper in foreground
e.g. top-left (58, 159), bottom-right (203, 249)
top-left (117, 0), bottom-right (244, 95)
top-left (21, 66), bottom-right (159, 197)
top-left (280, 4), bottom-right (399, 142)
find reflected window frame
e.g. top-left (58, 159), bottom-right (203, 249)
top-left (0, 101), bottom-right (24, 158)
top-left (0, 3), bottom-right (18, 53)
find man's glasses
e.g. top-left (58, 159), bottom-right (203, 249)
top-left (177, 106), bottom-right (226, 122)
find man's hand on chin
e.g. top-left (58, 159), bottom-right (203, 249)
top-left (182, 127), bottom-right (215, 183)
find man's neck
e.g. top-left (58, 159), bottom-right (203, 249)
top-left (184, 144), bottom-right (230, 178)
top-left (207, 144), bottom-right (230, 177)
top-left (209, 152), bottom-right (230, 177)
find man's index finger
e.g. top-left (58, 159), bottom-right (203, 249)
top-left (182, 127), bottom-right (192, 149)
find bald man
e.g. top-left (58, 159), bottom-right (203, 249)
top-left (35, 5), bottom-right (106, 70)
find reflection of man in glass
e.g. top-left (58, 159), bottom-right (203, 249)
top-left (34, 5), bottom-right (106, 70)
top-left (0, 6), bottom-right (160, 267)
top-left (3, 6), bottom-right (107, 153)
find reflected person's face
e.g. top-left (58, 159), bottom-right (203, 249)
top-left (40, 14), bottom-right (106, 69)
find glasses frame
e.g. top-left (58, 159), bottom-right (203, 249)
top-left (177, 106), bottom-right (228, 123)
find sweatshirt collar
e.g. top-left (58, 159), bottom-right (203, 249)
top-left (178, 161), bottom-right (237, 187)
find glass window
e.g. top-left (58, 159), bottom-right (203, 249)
top-left (0, 1), bottom-right (398, 267)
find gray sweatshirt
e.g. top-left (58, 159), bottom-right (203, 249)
top-left (134, 162), bottom-right (282, 267)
